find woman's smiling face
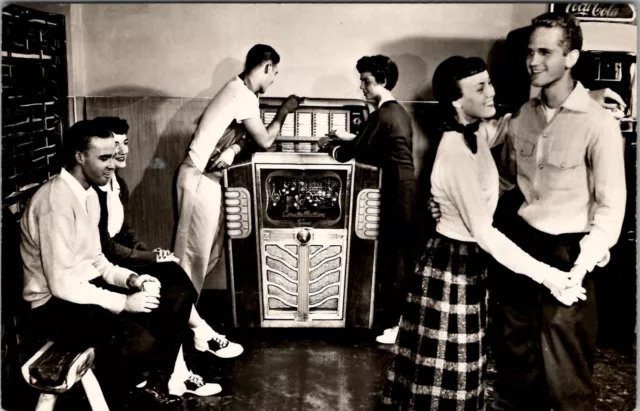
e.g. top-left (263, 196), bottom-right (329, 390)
top-left (456, 70), bottom-right (496, 120)
top-left (113, 133), bottom-right (129, 169)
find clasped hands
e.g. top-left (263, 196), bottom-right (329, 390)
top-left (541, 266), bottom-right (587, 306)
top-left (427, 197), bottom-right (587, 306)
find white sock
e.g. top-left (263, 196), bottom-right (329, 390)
top-left (171, 345), bottom-right (190, 381)
top-left (192, 322), bottom-right (216, 341)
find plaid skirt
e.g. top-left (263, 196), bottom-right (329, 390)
top-left (382, 233), bottom-right (489, 411)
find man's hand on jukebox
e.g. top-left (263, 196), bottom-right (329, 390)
top-left (280, 95), bottom-right (303, 114)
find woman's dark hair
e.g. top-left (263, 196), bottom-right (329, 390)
top-left (356, 55), bottom-right (399, 91)
top-left (92, 116), bottom-right (129, 135)
top-left (244, 44), bottom-right (280, 73)
top-left (63, 119), bottom-right (112, 169)
top-left (432, 56), bottom-right (487, 107)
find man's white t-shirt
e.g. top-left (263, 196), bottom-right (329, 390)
top-left (188, 76), bottom-right (261, 172)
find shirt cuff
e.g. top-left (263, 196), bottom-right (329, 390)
top-left (574, 235), bottom-right (609, 272)
top-left (111, 266), bottom-right (136, 288)
top-left (103, 293), bottom-right (128, 314)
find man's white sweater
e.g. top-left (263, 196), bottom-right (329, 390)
top-left (21, 169), bottom-right (134, 313)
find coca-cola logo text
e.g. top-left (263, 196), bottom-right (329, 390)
top-left (556, 3), bottom-right (636, 22)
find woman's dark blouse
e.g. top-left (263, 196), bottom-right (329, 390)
top-left (95, 175), bottom-right (157, 267)
top-left (331, 100), bottom-right (415, 181)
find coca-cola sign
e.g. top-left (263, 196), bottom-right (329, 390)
top-left (550, 3), bottom-right (637, 23)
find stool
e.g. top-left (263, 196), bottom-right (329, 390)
top-left (21, 341), bottom-right (109, 411)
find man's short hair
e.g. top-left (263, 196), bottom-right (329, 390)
top-left (356, 55), bottom-right (399, 91)
top-left (244, 44), bottom-right (280, 73)
top-left (92, 116), bottom-right (129, 135)
top-left (432, 56), bottom-right (488, 105)
top-left (531, 12), bottom-right (583, 54)
top-left (63, 120), bottom-right (112, 168)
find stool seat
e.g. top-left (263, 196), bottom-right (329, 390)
top-left (23, 341), bottom-right (95, 393)
top-left (22, 341), bottom-right (109, 411)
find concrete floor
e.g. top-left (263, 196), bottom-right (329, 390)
top-left (6, 288), bottom-right (636, 411)
top-left (178, 328), bottom-right (636, 411)
top-left (9, 328), bottom-right (636, 411)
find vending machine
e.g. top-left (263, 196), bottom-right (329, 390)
top-left (504, 3), bottom-right (638, 348)
top-left (568, 6), bottom-right (638, 349)
top-left (223, 98), bottom-right (382, 329)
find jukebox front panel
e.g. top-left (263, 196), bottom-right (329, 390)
top-left (255, 161), bottom-right (352, 327)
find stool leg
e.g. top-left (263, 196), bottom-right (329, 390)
top-left (81, 369), bottom-right (110, 411)
top-left (34, 393), bottom-right (57, 411)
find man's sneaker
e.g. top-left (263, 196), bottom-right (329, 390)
top-left (376, 326), bottom-right (399, 344)
top-left (194, 331), bottom-right (244, 358)
top-left (169, 372), bottom-right (222, 397)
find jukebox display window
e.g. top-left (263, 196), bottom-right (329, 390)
top-left (261, 169), bottom-right (347, 229)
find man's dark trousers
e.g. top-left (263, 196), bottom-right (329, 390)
top-left (490, 208), bottom-right (598, 411)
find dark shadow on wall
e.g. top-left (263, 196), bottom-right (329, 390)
top-left (81, 57), bottom-right (243, 290)
top-left (85, 58), bottom-right (243, 240)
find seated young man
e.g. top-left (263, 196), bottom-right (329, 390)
top-left (20, 119), bottom-right (196, 410)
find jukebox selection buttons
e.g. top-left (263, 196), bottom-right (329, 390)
top-left (224, 187), bottom-right (252, 239)
top-left (355, 189), bottom-right (381, 240)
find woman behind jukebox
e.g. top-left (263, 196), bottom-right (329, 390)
top-left (380, 56), bottom-right (586, 410)
top-left (318, 55), bottom-right (417, 345)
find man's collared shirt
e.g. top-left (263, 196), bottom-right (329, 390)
top-left (501, 81), bottom-right (626, 272)
top-left (58, 168), bottom-right (91, 212)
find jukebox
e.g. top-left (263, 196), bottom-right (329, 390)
top-left (223, 98), bottom-right (382, 328)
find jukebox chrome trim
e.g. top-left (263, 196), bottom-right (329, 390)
top-left (224, 187), bottom-right (252, 239)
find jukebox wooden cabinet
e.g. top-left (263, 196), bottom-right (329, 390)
top-left (223, 98), bottom-right (382, 328)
